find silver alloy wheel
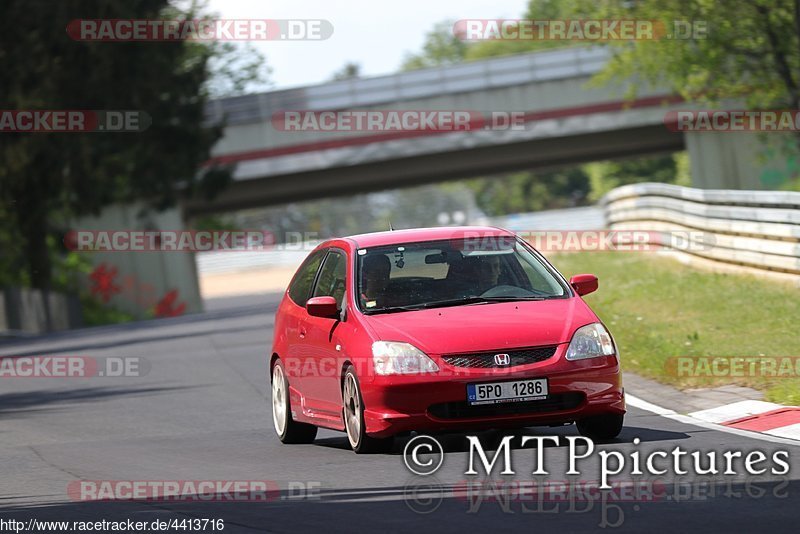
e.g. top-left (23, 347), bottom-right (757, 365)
top-left (272, 364), bottom-right (287, 436)
top-left (343, 373), bottom-right (361, 448)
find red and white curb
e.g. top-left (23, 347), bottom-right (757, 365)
top-left (627, 394), bottom-right (800, 446)
top-left (689, 400), bottom-right (800, 441)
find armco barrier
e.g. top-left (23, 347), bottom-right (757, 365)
top-left (601, 183), bottom-right (800, 284)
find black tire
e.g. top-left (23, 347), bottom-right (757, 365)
top-left (271, 359), bottom-right (318, 444)
top-left (577, 413), bottom-right (624, 441)
top-left (342, 365), bottom-right (394, 454)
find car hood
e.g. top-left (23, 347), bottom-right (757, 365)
top-left (362, 298), bottom-right (598, 354)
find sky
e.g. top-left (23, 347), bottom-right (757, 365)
top-left (206, 0), bottom-right (529, 90)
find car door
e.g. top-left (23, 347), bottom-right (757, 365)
top-left (301, 248), bottom-right (349, 418)
top-left (283, 248), bottom-right (327, 401)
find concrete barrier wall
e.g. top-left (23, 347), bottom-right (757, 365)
top-left (71, 203), bottom-right (203, 318)
top-left (1, 288), bottom-right (83, 335)
top-left (602, 183), bottom-right (800, 285)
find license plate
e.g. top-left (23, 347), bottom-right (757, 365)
top-left (467, 378), bottom-right (548, 405)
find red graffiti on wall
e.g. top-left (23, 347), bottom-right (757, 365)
top-left (154, 289), bottom-right (186, 318)
top-left (88, 263), bottom-right (186, 317)
top-left (88, 264), bottom-right (121, 303)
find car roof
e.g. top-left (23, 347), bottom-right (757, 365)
top-left (342, 226), bottom-right (513, 249)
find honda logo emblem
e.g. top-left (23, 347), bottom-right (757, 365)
top-left (493, 353), bottom-right (511, 366)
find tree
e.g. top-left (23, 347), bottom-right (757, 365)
top-left (0, 0), bottom-right (243, 290)
top-left (584, 154), bottom-right (691, 202)
top-left (205, 42), bottom-right (271, 97)
top-left (579, 0), bottom-right (800, 188)
top-left (578, 0), bottom-right (800, 110)
top-left (466, 168), bottom-right (591, 216)
top-left (331, 62), bottom-right (361, 81)
top-left (401, 20), bottom-right (469, 70)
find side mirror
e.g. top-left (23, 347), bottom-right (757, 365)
top-left (306, 296), bottom-right (340, 319)
top-left (569, 274), bottom-right (598, 296)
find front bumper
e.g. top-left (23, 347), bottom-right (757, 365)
top-left (359, 348), bottom-right (624, 438)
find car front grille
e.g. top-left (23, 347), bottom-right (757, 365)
top-left (441, 345), bottom-right (558, 369)
top-left (428, 392), bottom-right (585, 420)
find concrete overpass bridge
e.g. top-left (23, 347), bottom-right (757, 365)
top-left (185, 46), bottom-right (764, 216)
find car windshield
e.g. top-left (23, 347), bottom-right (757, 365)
top-left (356, 236), bottom-right (568, 313)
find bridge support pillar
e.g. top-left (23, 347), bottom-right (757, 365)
top-left (70, 204), bottom-right (203, 319)
top-left (685, 131), bottom-right (794, 190)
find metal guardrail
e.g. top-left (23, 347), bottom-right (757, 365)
top-left (601, 183), bottom-right (800, 280)
top-left (195, 207), bottom-right (605, 276)
top-left (196, 244), bottom-right (317, 274)
top-left (494, 206), bottom-right (605, 232)
top-left (196, 189), bottom-right (800, 283)
top-left (206, 47), bottom-right (611, 126)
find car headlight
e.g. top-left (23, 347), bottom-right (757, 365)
top-left (566, 323), bottom-right (616, 360)
top-left (372, 341), bottom-right (439, 375)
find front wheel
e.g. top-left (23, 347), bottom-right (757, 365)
top-left (272, 359), bottom-right (318, 444)
top-left (576, 413), bottom-right (624, 441)
top-left (342, 366), bottom-right (394, 454)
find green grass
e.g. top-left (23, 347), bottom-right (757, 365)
top-left (549, 252), bottom-right (800, 405)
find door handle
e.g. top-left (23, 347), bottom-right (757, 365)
top-left (299, 328), bottom-right (307, 339)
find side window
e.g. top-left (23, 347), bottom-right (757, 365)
top-left (312, 250), bottom-right (347, 308)
top-left (287, 249), bottom-right (326, 306)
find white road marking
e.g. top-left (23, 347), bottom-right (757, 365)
top-left (626, 393), bottom-right (800, 447)
top-left (765, 423), bottom-right (800, 441)
top-left (689, 400), bottom-right (782, 424)
top-left (624, 394), bottom-right (675, 416)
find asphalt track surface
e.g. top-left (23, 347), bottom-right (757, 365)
top-left (1, 294), bottom-right (798, 533)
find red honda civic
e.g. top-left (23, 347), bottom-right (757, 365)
top-left (270, 226), bottom-right (625, 453)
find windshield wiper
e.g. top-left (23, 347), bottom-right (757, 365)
top-left (363, 305), bottom-right (420, 315)
top-left (470, 296), bottom-right (548, 302)
top-left (409, 295), bottom-right (547, 310)
top-left (363, 298), bottom-right (484, 314)
top-left (364, 295), bottom-right (549, 314)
